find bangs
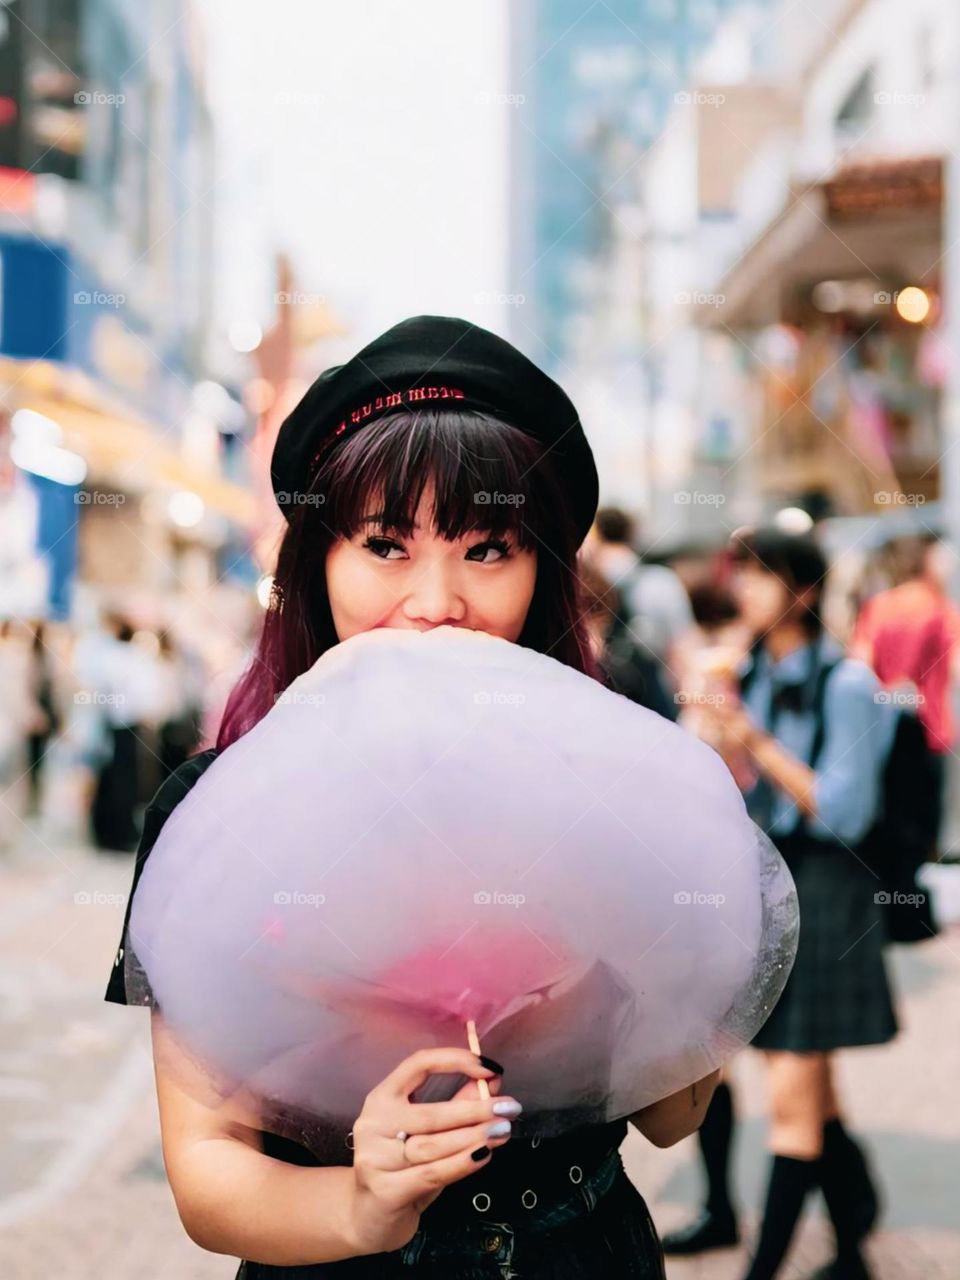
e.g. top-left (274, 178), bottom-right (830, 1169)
top-left (314, 409), bottom-right (553, 548)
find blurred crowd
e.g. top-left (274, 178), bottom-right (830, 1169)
top-left (582, 508), bottom-right (959, 1274)
top-left (582, 508), bottom-right (960, 863)
top-left (0, 601), bottom-right (258, 853)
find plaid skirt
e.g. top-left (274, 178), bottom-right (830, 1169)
top-left (751, 834), bottom-right (898, 1053)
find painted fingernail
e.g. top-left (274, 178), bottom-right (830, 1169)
top-left (471, 1145), bottom-right (491, 1162)
top-left (477, 1055), bottom-right (504, 1074)
top-left (492, 1099), bottom-right (523, 1117)
top-left (486, 1120), bottom-right (512, 1138)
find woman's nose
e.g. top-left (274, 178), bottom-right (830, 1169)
top-left (401, 562), bottom-right (467, 626)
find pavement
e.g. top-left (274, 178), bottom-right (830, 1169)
top-left (1, 819), bottom-right (958, 1279)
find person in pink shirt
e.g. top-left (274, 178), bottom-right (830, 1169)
top-left (852, 534), bottom-right (960, 838)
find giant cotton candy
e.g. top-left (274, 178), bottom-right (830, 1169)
top-left (127, 626), bottom-right (797, 1157)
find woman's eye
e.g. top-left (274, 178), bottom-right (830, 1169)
top-left (465, 539), bottom-right (511, 564)
top-left (363, 536), bottom-right (406, 560)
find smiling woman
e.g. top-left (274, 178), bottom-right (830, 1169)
top-left (218, 399), bottom-right (595, 750)
top-left (325, 482), bottom-right (538, 642)
top-left (209, 314), bottom-right (606, 752)
top-left (107, 315), bottom-right (733, 1279)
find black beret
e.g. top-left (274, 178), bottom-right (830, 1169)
top-left (270, 314), bottom-right (599, 545)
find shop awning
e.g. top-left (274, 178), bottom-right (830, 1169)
top-left (699, 156), bottom-right (944, 330)
top-left (1, 357), bottom-right (257, 528)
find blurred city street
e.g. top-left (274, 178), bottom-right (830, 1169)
top-left (5, 0), bottom-right (960, 1276)
top-left (1, 821), bottom-right (958, 1277)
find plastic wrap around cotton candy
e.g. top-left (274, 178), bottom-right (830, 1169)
top-left (127, 626), bottom-right (797, 1158)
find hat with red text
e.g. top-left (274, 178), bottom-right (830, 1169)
top-left (270, 314), bottom-right (599, 544)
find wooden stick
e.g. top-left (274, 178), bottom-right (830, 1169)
top-left (465, 1018), bottom-right (490, 1099)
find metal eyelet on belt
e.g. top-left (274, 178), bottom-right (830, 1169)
top-left (521, 1188), bottom-right (538, 1209)
top-left (344, 1131), bottom-right (354, 1150)
top-left (472, 1191), bottom-right (492, 1213)
top-left (568, 1164), bottom-right (583, 1183)
top-left (530, 1134), bottom-right (541, 1148)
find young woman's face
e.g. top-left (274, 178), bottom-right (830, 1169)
top-left (325, 484), bottom-right (538, 642)
top-left (731, 560), bottom-right (791, 635)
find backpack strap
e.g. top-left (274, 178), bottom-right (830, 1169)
top-left (807, 656), bottom-right (843, 770)
top-left (738, 639), bottom-right (765, 700)
top-left (784, 652), bottom-right (842, 841)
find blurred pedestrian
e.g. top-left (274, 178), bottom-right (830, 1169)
top-left (155, 629), bottom-right (203, 778)
top-left (88, 613), bottom-right (163, 853)
top-left (579, 562), bottom-right (677, 720)
top-left (588, 506), bottom-right (694, 683)
top-left (0, 619), bottom-right (42, 848)
top-left (851, 533), bottom-right (960, 847)
top-left (25, 620), bottom-right (61, 816)
top-left (669, 527), bottom-right (897, 1280)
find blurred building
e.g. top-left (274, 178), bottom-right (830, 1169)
top-left (0, 0), bottom-right (256, 621)
top-left (688, 0), bottom-right (952, 523)
top-left (507, 0), bottom-right (773, 525)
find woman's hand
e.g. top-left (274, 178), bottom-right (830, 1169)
top-left (700, 697), bottom-right (763, 756)
top-left (347, 1047), bottom-right (520, 1256)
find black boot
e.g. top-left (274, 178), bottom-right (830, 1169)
top-left (806, 1260), bottom-right (871, 1280)
top-left (823, 1119), bottom-right (879, 1237)
top-left (662, 1082), bottom-right (739, 1255)
top-left (813, 1122), bottom-right (877, 1279)
top-left (740, 1154), bottom-right (819, 1280)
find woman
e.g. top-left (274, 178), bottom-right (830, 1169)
top-left (697, 526), bottom-right (897, 1280)
top-left (105, 316), bottom-right (720, 1278)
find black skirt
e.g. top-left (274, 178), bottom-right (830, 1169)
top-left (235, 1141), bottom-right (665, 1279)
top-left (751, 834), bottom-right (898, 1053)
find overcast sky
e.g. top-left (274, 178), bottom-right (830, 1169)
top-left (198, 0), bottom-right (511, 355)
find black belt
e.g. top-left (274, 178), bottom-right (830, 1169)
top-left (400, 1146), bottom-right (623, 1273)
top-left (415, 1137), bottom-right (622, 1225)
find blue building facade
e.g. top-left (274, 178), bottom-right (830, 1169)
top-left (508, 0), bottom-right (758, 371)
top-left (0, 0), bottom-right (217, 618)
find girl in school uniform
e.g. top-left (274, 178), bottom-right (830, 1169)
top-left (696, 526), bottom-right (896, 1280)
